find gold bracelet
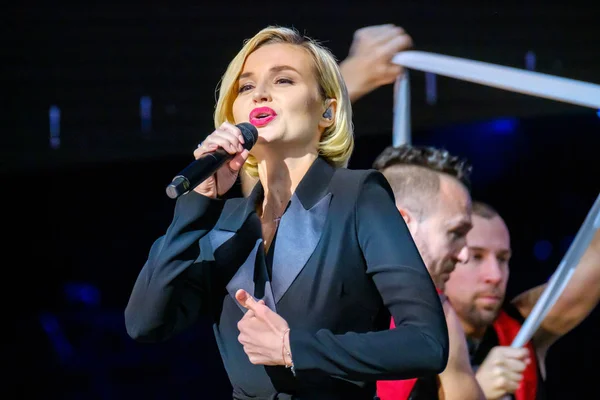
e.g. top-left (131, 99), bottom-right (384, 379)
top-left (281, 328), bottom-right (292, 368)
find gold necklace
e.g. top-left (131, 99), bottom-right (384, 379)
top-left (261, 211), bottom-right (282, 224)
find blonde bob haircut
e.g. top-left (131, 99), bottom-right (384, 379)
top-left (214, 26), bottom-right (354, 177)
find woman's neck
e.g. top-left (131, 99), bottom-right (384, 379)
top-left (256, 152), bottom-right (318, 217)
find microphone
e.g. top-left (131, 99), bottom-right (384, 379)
top-left (166, 122), bottom-right (258, 199)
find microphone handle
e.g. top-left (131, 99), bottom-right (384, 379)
top-left (165, 148), bottom-right (232, 199)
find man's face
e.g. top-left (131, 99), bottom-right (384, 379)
top-left (444, 214), bottom-right (511, 336)
top-left (411, 175), bottom-right (472, 291)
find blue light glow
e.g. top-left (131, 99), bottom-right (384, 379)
top-left (64, 282), bottom-right (101, 306)
top-left (486, 118), bottom-right (518, 134)
top-left (533, 240), bottom-right (553, 261)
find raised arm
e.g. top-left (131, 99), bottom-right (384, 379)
top-left (512, 229), bottom-right (600, 353)
top-left (124, 192), bottom-right (224, 342)
top-left (339, 24), bottom-right (413, 102)
top-left (289, 172), bottom-right (449, 381)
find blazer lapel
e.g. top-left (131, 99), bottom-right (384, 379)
top-left (225, 238), bottom-right (277, 313)
top-left (216, 183), bottom-right (263, 233)
top-left (271, 157), bottom-right (336, 304)
top-left (207, 230), bottom-right (235, 255)
top-left (271, 192), bottom-right (332, 303)
top-left (216, 183), bottom-right (278, 312)
top-left (220, 158), bottom-right (336, 310)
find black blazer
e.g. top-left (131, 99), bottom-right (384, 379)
top-left (125, 157), bottom-right (449, 399)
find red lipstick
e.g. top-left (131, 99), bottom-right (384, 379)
top-left (249, 107), bottom-right (277, 127)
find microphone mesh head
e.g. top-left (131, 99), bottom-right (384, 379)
top-left (237, 122), bottom-right (258, 150)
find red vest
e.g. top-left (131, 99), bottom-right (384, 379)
top-left (493, 310), bottom-right (538, 400)
top-left (376, 310), bottom-right (538, 400)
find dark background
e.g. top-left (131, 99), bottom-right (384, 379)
top-left (6, 1), bottom-right (600, 398)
